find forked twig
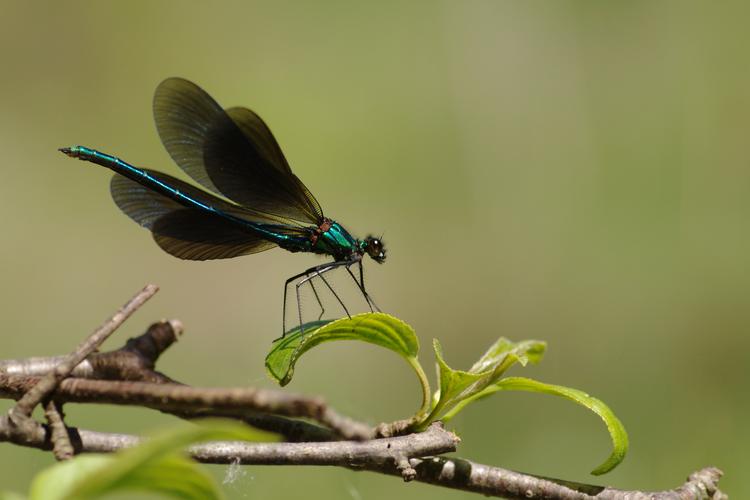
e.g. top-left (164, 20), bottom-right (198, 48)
top-left (0, 285), bottom-right (727, 499)
top-left (10, 284), bottom-right (158, 419)
top-left (2, 284), bottom-right (158, 454)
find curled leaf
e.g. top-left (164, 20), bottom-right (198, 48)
top-left (472, 377), bottom-right (629, 475)
top-left (265, 319), bottom-right (332, 385)
top-left (265, 313), bottom-right (431, 417)
top-left (265, 313), bottom-right (419, 386)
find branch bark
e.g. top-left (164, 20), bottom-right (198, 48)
top-left (0, 319), bottom-right (181, 384)
top-left (0, 420), bottom-right (725, 499)
top-left (1, 284), bottom-right (158, 456)
top-left (43, 401), bottom-right (74, 461)
top-left (0, 375), bottom-right (373, 441)
top-left (365, 458), bottom-right (726, 499)
top-left (10, 284), bottom-right (159, 419)
top-left (0, 285), bottom-right (727, 499)
top-left (0, 321), bottom-right (360, 442)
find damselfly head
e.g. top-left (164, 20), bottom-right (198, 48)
top-left (363, 235), bottom-right (386, 263)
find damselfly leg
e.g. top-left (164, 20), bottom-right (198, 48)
top-left (346, 260), bottom-right (381, 312)
top-left (280, 257), bottom-right (380, 339)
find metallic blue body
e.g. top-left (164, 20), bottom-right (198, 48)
top-left (312, 222), bottom-right (359, 258)
top-left (68, 145), bottom-right (360, 261)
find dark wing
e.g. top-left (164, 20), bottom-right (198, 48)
top-left (151, 210), bottom-right (274, 260)
top-left (153, 77), bottom-right (323, 225)
top-left (224, 106), bottom-right (292, 174)
top-left (110, 172), bottom-right (275, 260)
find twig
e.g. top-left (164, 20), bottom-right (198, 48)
top-left (0, 321), bottom-right (342, 442)
top-left (0, 421), bottom-right (458, 473)
top-left (223, 413), bottom-right (337, 442)
top-left (0, 375), bottom-right (373, 440)
top-left (365, 457), bottom-right (726, 499)
top-left (0, 421), bottom-right (724, 499)
top-left (0, 320), bottom-right (181, 383)
top-left (190, 422), bottom-right (457, 475)
top-left (2, 284), bottom-right (158, 447)
top-left (0, 286), bottom-right (727, 499)
top-left (43, 401), bottom-right (74, 460)
top-left (10, 284), bottom-right (159, 419)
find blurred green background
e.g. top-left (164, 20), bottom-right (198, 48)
top-left (1, 1), bottom-right (748, 498)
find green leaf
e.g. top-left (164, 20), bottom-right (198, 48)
top-left (29, 420), bottom-right (277, 500)
top-left (418, 337), bottom-right (546, 428)
top-left (427, 339), bottom-right (486, 423)
top-left (30, 455), bottom-right (217, 500)
top-left (471, 376), bottom-right (629, 475)
top-left (265, 319), bottom-right (333, 384)
top-left (265, 313), bottom-right (420, 385)
top-left (427, 337), bottom-right (628, 475)
top-left (470, 338), bottom-right (547, 377)
top-left (265, 313), bottom-right (431, 418)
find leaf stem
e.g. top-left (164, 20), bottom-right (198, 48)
top-left (406, 357), bottom-right (432, 420)
top-left (412, 397), bottom-right (450, 432)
